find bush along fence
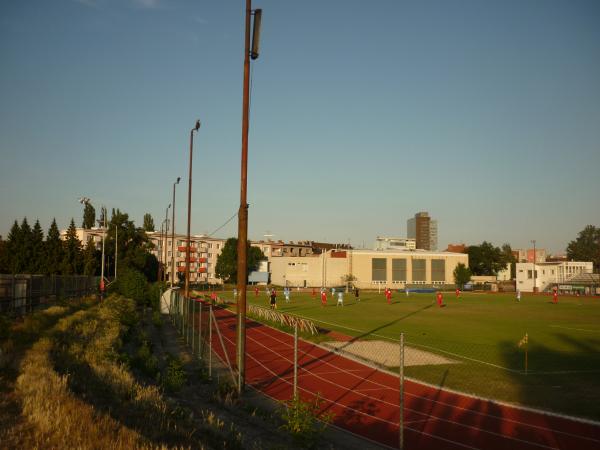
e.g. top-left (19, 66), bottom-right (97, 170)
top-left (0, 274), bottom-right (97, 316)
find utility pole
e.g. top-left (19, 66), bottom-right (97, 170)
top-left (531, 240), bottom-right (537, 293)
top-left (171, 177), bottom-right (180, 286)
top-left (164, 204), bottom-right (171, 282)
top-left (236, 0), bottom-right (262, 394)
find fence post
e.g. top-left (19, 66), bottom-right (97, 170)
top-left (208, 303), bottom-right (213, 380)
top-left (399, 332), bottom-right (404, 450)
top-left (294, 322), bottom-right (298, 399)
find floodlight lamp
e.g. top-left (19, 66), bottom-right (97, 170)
top-left (194, 120), bottom-right (201, 131)
top-left (176, 177), bottom-right (181, 184)
top-left (251, 9), bottom-right (262, 60)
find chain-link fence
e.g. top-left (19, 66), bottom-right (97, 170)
top-left (163, 289), bottom-right (600, 450)
top-left (0, 274), bottom-right (98, 316)
top-left (165, 290), bottom-right (238, 389)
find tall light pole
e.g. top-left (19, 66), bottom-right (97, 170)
top-left (171, 177), bottom-right (181, 286)
top-left (185, 120), bottom-right (201, 299)
top-left (531, 240), bottom-right (537, 293)
top-left (163, 204), bottom-right (171, 282)
top-left (236, 0), bottom-right (262, 394)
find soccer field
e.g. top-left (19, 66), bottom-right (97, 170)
top-left (237, 289), bottom-right (600, 420)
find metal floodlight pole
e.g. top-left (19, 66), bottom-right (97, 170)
top-left (236, 0), bottom-right (262, 395)
top-left (185, 120), bottom-right (201, 299)
top-left (171, 177), bottom-right (180, 286)
top-left (164, 204), bottom-right (171, 282)
top-left (115, 224), bottom-right (118, 279)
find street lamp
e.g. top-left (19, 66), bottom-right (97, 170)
top-left (163, 204), bottom-right (171, 282)
top-left (185, 120), bottom-right (201, 299)
top-left (531, 240), bottom-right (537, 293)
top-left (79, 197), bottom-right (106, 298)
top-left (171, 177), bottom-right (181, 286)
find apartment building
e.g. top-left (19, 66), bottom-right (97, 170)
top-left (407, 212), bottom-right (437, 251)
top-left (146, 232), bottom-right (226, 285)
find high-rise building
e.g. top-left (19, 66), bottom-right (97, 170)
top-left (407, 212), bottom-right (437, 250)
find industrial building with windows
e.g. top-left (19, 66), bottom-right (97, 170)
top-left (270, 249), bottom-right (468, 289)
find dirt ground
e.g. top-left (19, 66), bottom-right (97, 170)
top-left (323, 339), bottom-right (457, 367)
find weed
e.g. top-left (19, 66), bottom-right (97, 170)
top-left (280, 394), bottom-right (334, 448)
top-left (161, 353), bottom-right (186, 392)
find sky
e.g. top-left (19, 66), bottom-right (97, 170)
top-left (1, 0), bottom-right (599, 254)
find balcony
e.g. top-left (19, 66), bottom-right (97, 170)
top-left (198, 257), bottom-right (207, 263)
top-left (198, 267), bottom-right (207, 273)
top-left (178, 246), bottom-right (197, 253)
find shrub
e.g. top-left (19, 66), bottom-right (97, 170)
top-left (161, 354), bottom-right (186, 392)
top-left (114, 269), bottom-right (148, 305)
top-left (280, 394), bottom-right (333, 448)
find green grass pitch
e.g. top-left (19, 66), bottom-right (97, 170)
top-left (234, 288), bottom-right (600, 420)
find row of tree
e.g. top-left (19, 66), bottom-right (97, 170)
top-left (0, 210), bottom-right (159, 281)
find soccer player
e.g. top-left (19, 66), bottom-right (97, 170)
top-left (320, 289), bottom-right (327, 307)
top-left (337, 291), bottom-right (344, 306)
top-left (455, 288), bottom-right (460, 298)
top-left (516, 289), bottom-right (521, 302)
top-left (386, 288), bottom-right (392, 304)
top-left (233, 288), bottom-right (238, 300)
top-left (553, 288), bottom-right (558, 304)
top-left (436, 291), bottom-right (444, 308)
top-left (284, 287), bottom-right (290, 303)
top-left (270, 288), bottom-right (277, 310)
top-left (254, 286), bottom-right (259, 297)
top-left (354, 287), bottom-right (360, 302)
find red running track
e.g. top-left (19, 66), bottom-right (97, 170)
top-left (206, 306), bottom-right (600, 450)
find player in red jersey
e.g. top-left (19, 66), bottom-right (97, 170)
top-left (553, 289), bottom-right (558, 304)
top-left (436, 291), bottom-right (444, 307)
top-left (320, 289), bottom-right (327, 307)
top-left (456, 288), bottom-right (460, 298)
top-left (254, 286), bottom-right (259, 297)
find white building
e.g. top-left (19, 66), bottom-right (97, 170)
top-left (516, 261), bottom-right (593, 292)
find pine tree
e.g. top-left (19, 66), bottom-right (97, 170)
top-left (44, 219), bottom-right (63, 275)
top-left (5, 221), bottom-right (21, 274)
top-left (83, 237), bottom-right (98, 276)
top-left (82, 203), bottom-right (96, 229)
top-left (0, 236), bottom-right (7, 273)
top-left (61, 219), bottom-right (83, 275)
top-left (19, 218), bottom-right (33, 273)
top-left (30, 220), bottom-right (45, 273)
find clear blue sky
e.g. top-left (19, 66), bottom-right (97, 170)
top-left (1, 0), bottom-right (599, 254)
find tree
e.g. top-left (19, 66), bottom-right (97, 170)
top-left (82, 203), bottom-right (96, 229)
top-left (83, 237), bottom-right (98, 276)
top-left (143, 213), bottom-right (155, 232)
top-left (44, 219), bottom-right (63, 275)
top-left (500, 243), bottom-right (517, 279)
top-left (30, 220), bottom-right (45, 273)
top-left (215, 238), bottom-right (265, 283)
top-left (453, 263), bottom-right (472, 287)
top-left (0, 236), bottom-right (7, 273)
top-left (467, 241), bottom-right (506, 276)
top-left (19, 218), bottom-right (33, 273)
top-left (61, 218), bottom-right (83, 275)
top-left (5, 221), bottom-right (21, 273)
top-left (567, 225), bottom-right (600, 271)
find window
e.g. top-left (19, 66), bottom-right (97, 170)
top-left (372, 258), bottom-right (387, 281)
top-left (392, 259), bottom-right (407, 281)
top-left (431, 259), bottom-right (445, 282)
top-left (528, 270), bottom-right (532, 279)
top-left (412, 259), bottom-right (426, 282)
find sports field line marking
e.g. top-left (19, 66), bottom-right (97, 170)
top-left (549, 325), bottom-right (600, 333)
top-left (290, 313), bottom-right (520, 373)
top-left (212, 309), bottom-right (600, 443)
top-left (243, 320), bottom-right (600, 445)
top-left (243, 324), bottom-right (598, 448)
top-left (243, 330), bottom-right (566, 450)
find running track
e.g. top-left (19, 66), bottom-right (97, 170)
top-left (203, 305), bottom-right (600, 450)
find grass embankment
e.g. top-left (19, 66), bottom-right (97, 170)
top-left (0, 295), bottom-right (248, 449)
top-left (231, 289), bottom-right (600, 420)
